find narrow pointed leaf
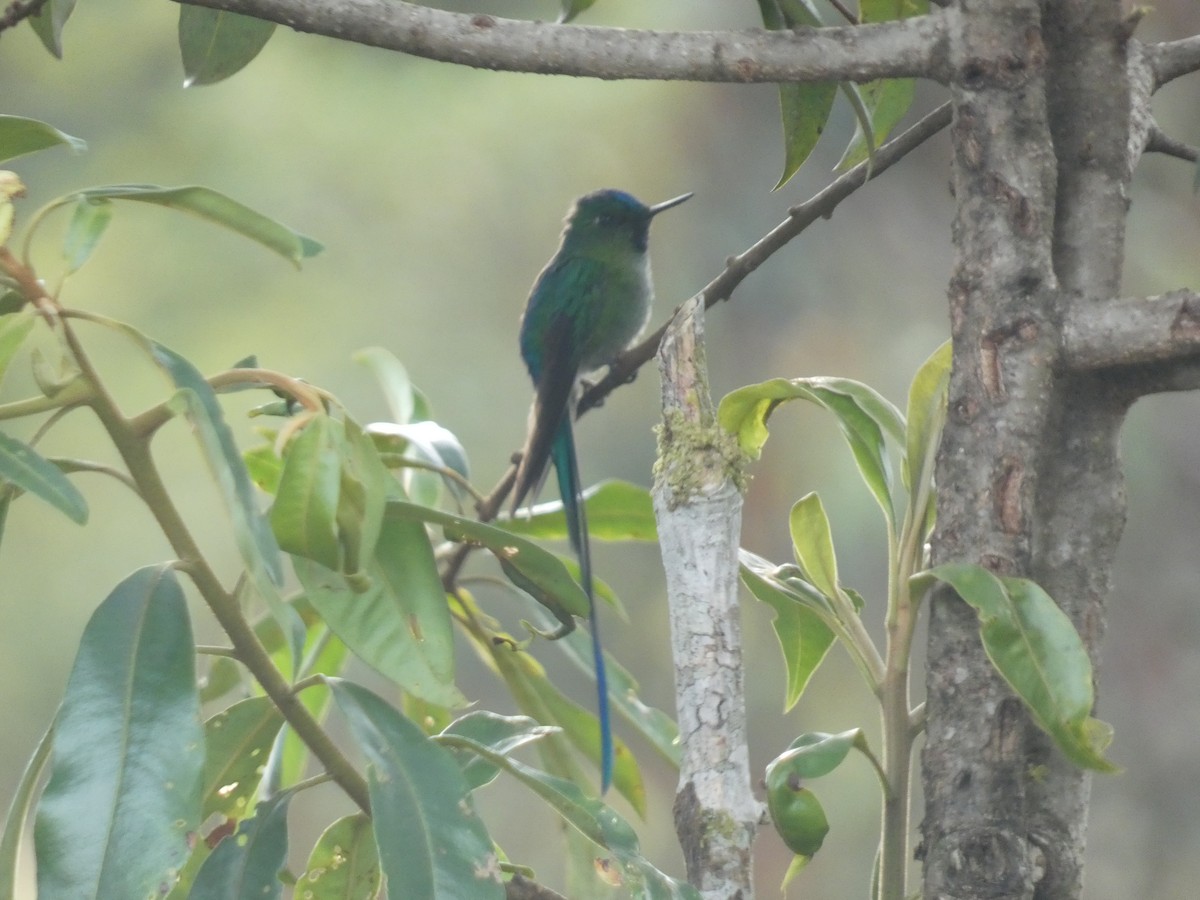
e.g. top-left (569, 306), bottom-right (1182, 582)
top-left (0, 430), bottom-right (87, 523)
top-left (0, 311), bottom-right (37, 388)
top-left (335, 417), bottom-right (391, 579)
top-left (329, 679), bottom-right (504, 900)
top-left (179, 8), bottom-right (276, 87)
top-left (150, 341), bottom-right (284, 590)
top-left (903, 340), bottom-right (951, 500)
top-left (740, 553), bottom-right (836, 710)
top-left (76, 184), bottom-right (320, 265)
top-left (837, 77), bottom-right (915, 171)
top-left (190, 791), bottom-right (292, 899)
top-left (271, 414), bottom-right (342, 571)
top-left (0, 116), bottom-right (85, 163)
top-left (0, 724), bottom-right (53, 899)
top-left (297, 814), bottom-right (381, 899)
top-left (354, 346), bottom-right (415, 425)
top-left (63, 197), bottom-right (113, 273)
top-left (387, 499), bottom-right (590, 620)
top-left (34, 566), bottom-right (203, 899)
top-left (439, 739), bottom-right (700, 900)
top-left (759, 0), bottom-right (835, 189)
top-left (558, 0), bottom-right (598, 23)
top-left (437, 712), bottom-right (558, 791)
top-left (837, 0), bottom-right (928, 169)
top-left (542, 611), bottom-right (680, 766)
top-left (929, 563), bottom-right (1119, 772)
top-left (779, 729), bottom-right (862, 778)
top-left (27, 0), bottom-right (78, 58)
top-left (789, 493), bottom-right (840, 599)
top-left (525, 665), bottom-right (645, 815)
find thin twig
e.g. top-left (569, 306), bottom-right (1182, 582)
top-left (1146, 125), bottom-right (1198, 162)
top-left (0, 0), bottom-right (50, 34)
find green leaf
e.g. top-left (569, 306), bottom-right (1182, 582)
top-left (34, 567), bottom-right (203, 899)
top-left (179, 7), bottom-right (276, 87)
top-left (719, 376), bottom-right (904, 528)
top-left (740, 551), bottom-right (836, 710)
top-left (387, 499), bottom-right (591, 621)
top-left (150, 343), bottom-right (301, 670)
top-left (837, 78), bottom-right (914, 171)
top-left (0, 290), bottom-right (23, 316)
top-left (27, 0), bottom-right (78, 58)
top-left (190, 791), bottom-right (292, 900)
top-left (243, 443), bottom-right (283, 496)
top-left (558, 0), bottom-right (598, 23)
top-left (75, 184), bottom-right (320, 266)
top-left (369, 419), bottom-right (471, 506)
top-left (903, 340), bottom-right (951, 503)
top-left (297, 814), bottom-right (381, 899)
top-left (0, 116), bottom-right (85, 164)
top-left (759, 0), bottom-right (836, 190)
top-left (542, 611), bottom-right (680, 767)
top-left (354, 346), bottom-right (416, 425)
top-left (774, 81), bottom-right (837, 190)
top-left (779, 729), bottom-right (862, 778)
top-left (0, 310), bottom-right (37, 388)
top-left (789, 493), bottom-right (840, 600)
top-left (837, 0), bottom-right (928, 170)
top-left (437, 712), bottom-right (558, 791)
top-left (0, 429), bottom-right (87, 524)
top-left (436, 738), bottom-right (700, 900)
top-left (200, 697), bottom-right (285, 820)
top-left (499, 479), bottom-right (658, 542)
top-left (524, 664), bottom-right (645, 815)
top-left (929, 563), bottom-right (1119, 772)
top-left (296, 511), bottom-right (461, 708)
top-left (273, 632), bottom-right (346, 788)
top-left (329, 679), bottom-right (504, 900)
top-left (271, 415), bottom-right (343, 571)
top-left (335, 417), bottom-right (390, 579)
top-left (0, 724), bottom-right (53, 899)
top-left (149, 343), bottom-right (284, 588)
top-left (63, 196), bottom-right (113, 274)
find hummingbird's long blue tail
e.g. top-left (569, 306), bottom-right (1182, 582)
top-left (550, 416), bottom-right (613, 793)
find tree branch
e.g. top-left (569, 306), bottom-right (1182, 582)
top-left (0, 0), bottom-right (49, 34)
top-left (171, 0), bottom-right (952, 84)
top-left (1149, 34), bottom-right (1200, 89)
top-left (1062, 290), bottom-right (1200, 372)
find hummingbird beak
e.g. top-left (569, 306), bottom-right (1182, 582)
top-left (648, 192), bottom-right (693, 217)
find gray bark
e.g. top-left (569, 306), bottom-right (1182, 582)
top-left (923, 3), bottom-right (1135, 898)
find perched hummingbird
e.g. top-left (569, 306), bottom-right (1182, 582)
top-left (512, 188), bottom-right (691, 792)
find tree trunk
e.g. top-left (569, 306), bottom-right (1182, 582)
top-left (923, 2), bottom-right (1133, 897)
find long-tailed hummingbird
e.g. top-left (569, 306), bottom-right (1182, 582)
top-left (512, 188), bottom-right (691, 792)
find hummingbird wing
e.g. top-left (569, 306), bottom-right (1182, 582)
top-left (512, 310), bottom-right (578, 514)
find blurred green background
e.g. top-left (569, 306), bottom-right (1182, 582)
top-left (3, 1), bottom-right (1200, 896)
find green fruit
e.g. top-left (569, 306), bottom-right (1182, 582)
top-left (765, 758), bottom-right (829, 857)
